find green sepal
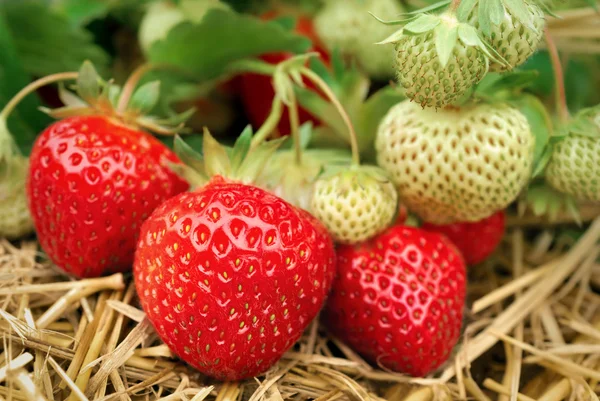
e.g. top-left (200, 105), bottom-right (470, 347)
top-left (531, 143), bottom-right (553, 179)
top-left (129, 81), bottom-right (161, 114)
top-left (235, 137), bottom-right (286, 184)
top-left (38, 105), bottom-right (97, 120)
top-left (479, 0), bottom-right (505, 36)
top-left (230, 126), bottom-right (253, 172)
top-left (203, 127), bottom-right (231, 178)
top-left (435, 23), bottom-right (459, 68)
top-left (76, 61), bottom-right (102, 104)
top-left (403, 14), bottom-right (441, 34)
top-left (401, 0), bottom-right (452, 16)
top-left (503, 0), bottom-right (536, 31)
top-left (173, 134), bottom-right (207, 179)
top-left (456, 0), bottom-right (478, 21)
top-left (521, 181), bottom-right (581, 225)
top-left (510, 93), bottom-right (552, 171)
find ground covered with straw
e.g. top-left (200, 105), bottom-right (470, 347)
top-left (0, 201), bottom-right (599, 401)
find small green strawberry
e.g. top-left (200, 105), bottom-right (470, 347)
top-left (376, 99), bottom-right (535, 224)
top-left (545, 110), bottom-right (600, 202)
top-left (256, 148), bottom-right (352, 212)
top-left (314, 0), bottom-right (404, 79)
top-left (381, 13), bottom-right (497, 109)
top-left (0, 156), bottom-right (34, 239)
top-left (463, 0), bottom-right (545, 72)
top-left (311, 165), bottom-right (398, 244)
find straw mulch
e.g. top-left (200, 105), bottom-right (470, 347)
top-left (0, 201), bottom-right (599, 401)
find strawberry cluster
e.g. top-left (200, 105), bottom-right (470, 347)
top-left (2, 0), bottom-right (598, 385)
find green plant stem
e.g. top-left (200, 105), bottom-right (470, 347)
top-left (300, 67), bottom-right (360, 166)
top-left (449, 0), bottom-right (461, 12)
top-left (116, 63), bottom-right (158, 114)
top-left (544, 28), bottom-right (570, 123)
top-left (0, 72), bottom-right (79, 122)
top-left (226, 59), bottom-right (277, 76)
top-left (251, 96), bottom-right (284, 148)
top-left (288, 94), bottom-right (302, 165)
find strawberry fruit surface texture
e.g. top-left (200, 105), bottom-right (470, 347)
top-left (323, 225), bottom-right (467, 377)
top-left (134, 178), bottom-right (336, 381)
top-left (27, 115), bottom-right (189, 278)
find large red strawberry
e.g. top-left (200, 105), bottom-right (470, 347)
top-left (25, 62), bottom-right (189, 278)
top-left (422, 211), bottom-right (506, 265)
top-left (239, 12), bottom-right (330, 136)
top-left (323, 225), bottom-right (466, 377)
top-left (133, 129), bottom-right (337, 380)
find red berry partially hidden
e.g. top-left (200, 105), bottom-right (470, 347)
top-left (323, 225), bottom-right (466, 377)
top-left (239, 13), bottom-right (329, 136)
top-left (27, 116), bottom-right (189, 278)
top-left (134, 178), bottom-right (336, 381)
top-left (422, 211), bottom-right (506, 265)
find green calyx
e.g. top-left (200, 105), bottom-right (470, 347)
top-left (43, 61), bottom-right (194, 135)
top-left (379, 13), bottom-right (504, 68)
top-left (172, 126), bottom-right (285, 189)
top-left (317, 164), bottom-right (397, 201)
top-left (457, 0), bottom-right (539, 35)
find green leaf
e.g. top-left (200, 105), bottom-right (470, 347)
top-left (0, 10), bottom-right (49, 155)
top-left (148, 9), bottom-right (311, 82)
top-left (51, 0), bottom-right (109, 27)
top-left (1, 1), bottom-right (110, 77)
top-left (129, 81), bottom-right (161, 114)
top-left (503, 0), bottom-right (535, 30)
top-left (403, 14), bottom-right (441, 34)
top-left (435, 24), bottom-right (458, 68)
top-left (230, 125), bottom-right (253, 172)
top-left (456, 0), bottom-right (477, 21)
top-left (203, 128), bottom-right (231, 177)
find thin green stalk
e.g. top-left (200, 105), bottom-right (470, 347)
top-left (226, 59), bottom-right (278, 76)
top-left (288, 94), bottom-right (302, 165)
top-left (544, 28), bottom-right (570, 123)
top-left (116, 63), bottom-right (158, 114)
top-left (251, 96), bottom-right (284, 148)
top-left (300, 67), bottom-right (360, 166)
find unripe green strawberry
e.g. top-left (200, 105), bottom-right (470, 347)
top-left (314, 0), bottom-right (403, 79)
top-left (467, 1), bottom-right (545, 72)
top-left (388, 13), bottom-right (493, 109)
top-left (545, 113), bottom-right (600, 201)
top-left (139, 0), bottom-right (230, 53)
top-left (256, 149), bottom-right (352, 212)
top-left (0, 157), bottom-right (34, 239)
top-left (311, 165), bottom-right (398, 244)
top-left (376, 100), bottom-right (534, 224)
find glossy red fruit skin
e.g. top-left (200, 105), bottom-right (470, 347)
top-left (133, 178), bottom-right (336, 381)
top-left (26, 115), bottom-right (189, 278)
top-left (422, 211), bottom-right (506, 265)
top-left (239, 13), bottom-right (329, 136)
top-left (323, 225), bottom-right (467, 377)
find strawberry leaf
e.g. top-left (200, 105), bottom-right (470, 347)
top-left (0, 11), bottom-right (50, 155)
top-left (148, 9), bottom-right (311, 82)
top-left (0, 1), bottom-right (110, 77)
top-left (51, 0), bottom-right (109, 27)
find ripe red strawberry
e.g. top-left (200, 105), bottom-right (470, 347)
top-left (22, 62), bottom-right (190, 278)
top-left (134, 176), bottom-right (336, 380)
top-left (27, 115), bottom-right (189, 278)
top-left (323, 225), bottom-right (466, 377)
top-left (239, 12), bottom-right (330, 136)
top-left (422, 211), bottom-right (506, 265)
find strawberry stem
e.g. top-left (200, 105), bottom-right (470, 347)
top-left (0, 72), bottom-right (79, 122)
top-left (288, 94), bottom-right (303, 165)
top-left (544, 29), bottom-right (570, 123)
top-left (251, 95), bottom-right (284, 148)
top-left (299, 67), bottom-right (360, 166)
top-left (449, 0), bottom-right (461, 12)
top-left (226, 59), bottom-right (277, 76)
top-left (116, 63), bottom-right (157, 114)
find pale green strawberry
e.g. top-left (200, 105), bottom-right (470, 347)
top-left (376, 100), bottom-right (535, 224)
top-left (139, 0), bottom-right (230, 53)
top-left (545, 112), bottom-right (600, 201)
top-left (466, 0), bottom-right (545, 72)
top-left (314, 0), bottom-right (404, 79)
top-left (386, 13), bottom-right (494, 109)
top-left (255, 149), bottom-right (352, 212)
top-left (0, 156), bottom-right (34, 239)
top-left (310, 165), bottom-right (398, 244)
